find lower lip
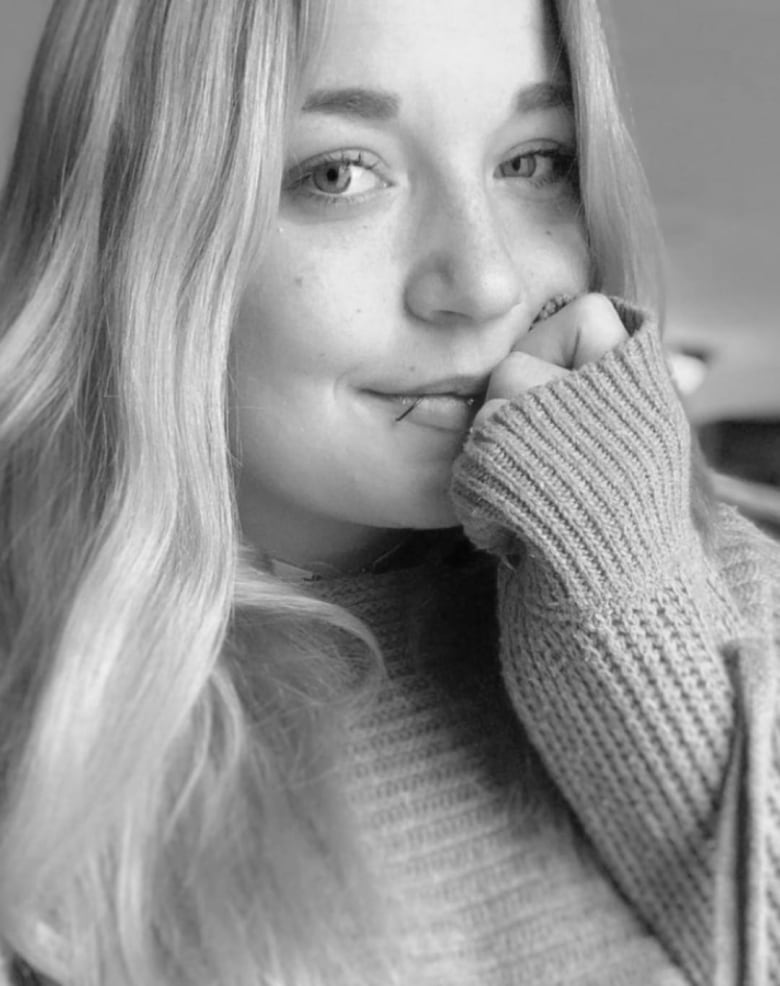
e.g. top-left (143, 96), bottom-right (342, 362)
top-left (368, 392), bottom-right (480, 432)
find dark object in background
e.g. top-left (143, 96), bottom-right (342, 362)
top-left (698, 418), bottom-right (780, 538)
top-left (668, 345), bottom-right (780, 539)
top-left (700, 418), bottom-right (780, 488)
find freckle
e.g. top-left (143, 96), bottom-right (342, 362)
top-left (294, 276), bottom-right (304, 287)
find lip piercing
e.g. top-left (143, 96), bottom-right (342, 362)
top-left (393, 298), bottom-right (573, 424)
top-left (393, 298), bottom-right (574, 425)
top-left (395, 398), bottom-right (422, 422)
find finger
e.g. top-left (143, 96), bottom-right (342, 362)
top-left (472, 351), bottom-right (570, 428)
top-left (471, 398), bottom-right (509, 431)
top-left (517, 293), bottom-right (628, 370)
top-left (486, 350), bottom-right (570, 400)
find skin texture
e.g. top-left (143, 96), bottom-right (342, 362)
top-left (231, 0), bottom-right (625, 572)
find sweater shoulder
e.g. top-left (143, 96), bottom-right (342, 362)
top-left (707, 502), bottom-right (780, 636)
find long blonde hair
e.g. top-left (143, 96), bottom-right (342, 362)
top-left (554, 0), bottom-right (664, 308)
top-left (0, 2), bottom-right (384, 984)
top-left (0, 1), bottom-right (683, 983)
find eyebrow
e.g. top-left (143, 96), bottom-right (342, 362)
top-left (301, 82), bottom-right (572, 122)
top-left (514, 81), bottom-right (572, 114)
top-left (301, 88), bottom-right (401, 121)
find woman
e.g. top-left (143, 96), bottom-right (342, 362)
top-left (0, 0), bottom-right (777, 983)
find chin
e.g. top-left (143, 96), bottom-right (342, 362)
top-left (348, 474), bottom-right (461, 532)
top-left (393, 490), bottom-right (460, 531)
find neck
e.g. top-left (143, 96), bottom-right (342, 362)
top-left (264, 530), bottom-right (414, 578)
top-left (237, 490), bottom-right (410, 576)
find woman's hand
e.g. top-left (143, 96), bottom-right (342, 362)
top-left (452, 289), bottom-right (695, 596)
top-left (473, 293), bottom-right (629, 430)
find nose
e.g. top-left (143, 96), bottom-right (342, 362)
top-left (403, 185), bottom-right (524, 326)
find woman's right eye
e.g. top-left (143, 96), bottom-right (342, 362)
top-left (284, 151), bottom-right (390, 207)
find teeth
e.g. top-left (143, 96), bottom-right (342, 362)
top-left (532, 293), bottom-right (575, 326)
top-left (399, 394), bottom-right (477, 401)
top-left (393, 393), bottom-right (480, 404)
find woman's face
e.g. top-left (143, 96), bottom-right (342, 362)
top-left (232, 0), bottom-right (590, 569)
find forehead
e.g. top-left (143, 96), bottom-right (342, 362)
top-left (304, 0), bottom-right (562, 118)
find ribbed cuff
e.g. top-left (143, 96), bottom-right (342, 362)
top-left (450, 309), bottom-right (696, 607)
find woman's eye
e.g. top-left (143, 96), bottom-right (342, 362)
top-left (496, 149), bottom-right (576, 189)
top-left (284, 152), bottom-right (389, 205)
top-left (311, 161), bottom-right (354, 195)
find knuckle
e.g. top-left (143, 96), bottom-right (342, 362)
top-left (571, 293), bottom-right (627, 352)
top-left (487, 351), bottom-right (532, 399)
top-left (486, 358), bottom-right (514, 397)
top-left (570, 292), bottom-right (617, 325)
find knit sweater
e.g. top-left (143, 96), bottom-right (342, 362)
top-left (312, 305), bottom-right (780, 985)
top-left (12, 306), bottom-right (778, 986)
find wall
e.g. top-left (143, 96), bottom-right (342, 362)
top-left (0, 1), bottom-right (49, 184)
top-left (609, 0), bottom-right (780, 414)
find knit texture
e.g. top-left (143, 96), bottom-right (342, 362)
top-left (449, 304), bottom-right (780, 985)
top-left (15, 305), bottom-right (777, 986)
top-left (318, 558), bottom-right (689, 985)
top-left (303, 305), bottom-right (780, 983)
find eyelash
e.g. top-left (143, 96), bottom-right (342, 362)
top-left (499, 148), bottom-right (578, 189)
top-left (283, 151), bottom-right (386, 208)
top-left (283, 146), bottom-right (578, 208)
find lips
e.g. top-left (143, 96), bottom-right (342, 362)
top-left (366, 389), bottom-right (482, 432)
top-left (375, 374), bottom-right (489, 401)
top-left (396, 392), bottom-right (479, 422)
top-left (366, 296), bottom-right (576, 427)
top-left (364, 372), bottom-right (488, 430)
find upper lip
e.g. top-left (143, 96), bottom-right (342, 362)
top-left (372, 374), bottom-right (489, 398)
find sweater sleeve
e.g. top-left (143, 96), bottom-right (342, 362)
top-left (450, 303), bottom-right (780, 986)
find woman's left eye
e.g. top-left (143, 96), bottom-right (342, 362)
top-left (496, 148), bottom-right (577, 189)
top-left (284, 151), bottom-right (390, 206)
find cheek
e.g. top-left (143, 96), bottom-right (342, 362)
top-left (499, 195), bottom-right (590, 293)
top-left (537, 217), bottom-right (591, 289)
top-left (235, 242), bottom-right (394, 375)
top-left (232, 280), bottom-right (330, 391)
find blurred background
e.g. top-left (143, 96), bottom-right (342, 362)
top-left (1, 0), bottom-right (778, 527)
top-left (607, 0), bottom-right (780, 532)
